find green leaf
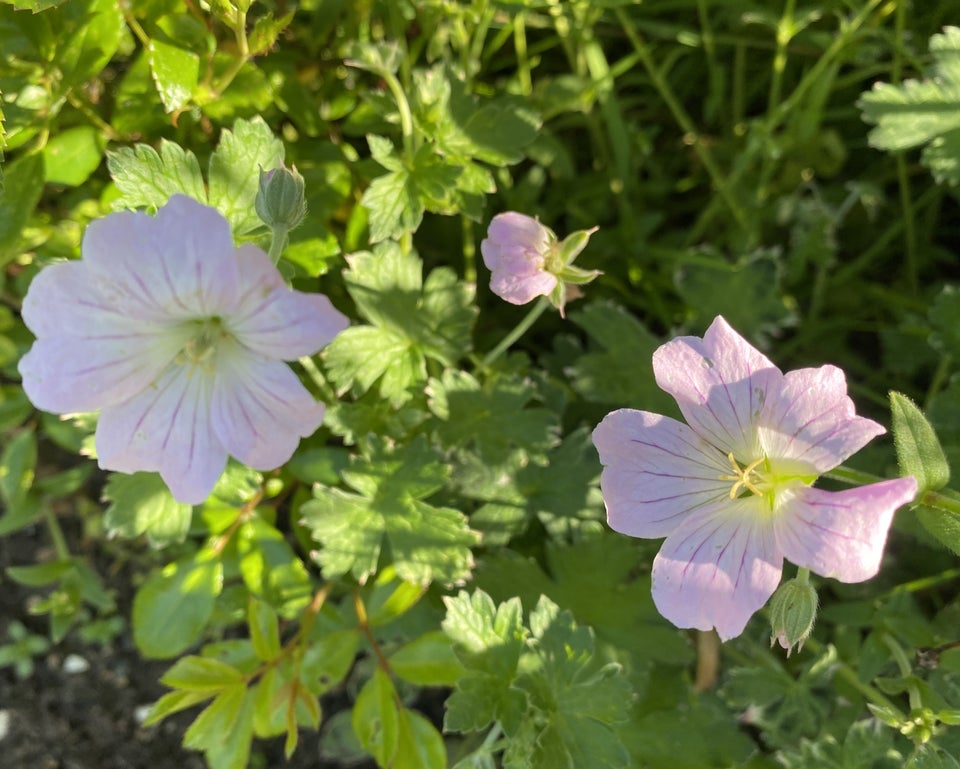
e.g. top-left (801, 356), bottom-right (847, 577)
top-left (361, 139), bottom-right (461, 242)
top-left (389, 630), bottom-right (466, 686)
top-left (428, 370), bottom-right (559, 463)
top-left (914, 505), bottom-right (960, 558)
top-left (148, 33), bottom-right (199, 112)
top-left (567, 300), bottom-right (675, 411)
top-left (394, 708), bottom-right (447, 769)
top-left (184, 683), bottom-right (255, 769)
top-left (133, 550), bottom-right (223, 658)
top-left (352, 668), bottom-right (399, 767)
top-left (301, 436), bottom-right (477, 585)
top-left (890, 392), bottom-right (949, 492)
top-left (0, 151), bottom-right (44, 265)
top-left (107, 140), bottom-right (206, 210)
top-left (103, 472), bottom-right (193, 548)
top-left (0, 429), bottom-right (36, 512)
top-left (56, 0), bottom-right (123, 90)
top-left (42, 125), bottom-right (105, 185)
top-left (442, 590), bottom-right (525, 679)
top-left (5, 560), bottom-right (71, 587)
top-left (247, 597), bottom-right (282, 661)
top-left (208, 116), bottom-right (285, 235)
top-left (326, 241), bottom-right (476, 402)
top-left (0, 0), bottom-right (68, 10)
top-left (859, 27), bottom-right (960, 185)
top-left (236, 517), bottom-right (312, 614)
top-left (160, 655), bottom-right (246, 692)
top-left (929, 285), bottom-right (960, 358)
top-left (143, 689), bottom-right (214, 727)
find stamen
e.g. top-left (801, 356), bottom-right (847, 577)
top-left (719, 452), bottom-right (765, 499)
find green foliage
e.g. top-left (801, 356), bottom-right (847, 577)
top-left (301, 436), bottom-right (478, 586)
top-left (443, 589), bottom-right (631, 769)
top-left (103, 472), bottom-right (193, 548)
top-left (860, 27), bottom-right (960, 185)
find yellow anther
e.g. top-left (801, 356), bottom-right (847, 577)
top-left (718, 452), bottom-right (765, 500)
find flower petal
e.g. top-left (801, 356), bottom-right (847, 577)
top-left (489, 269), bottom-right (557, 305)
top-left (18, 332), bottom-right (185, 414)
top-left (776, 477), bottom-right (917, 582)
top-left (483, 212), bottom-right (551, 261)
top-left (21, 260), bottom-right (168, 338)
top-left (654, 316), bottom-right (781, 460)
top-left (652, 500), bottom-right (783, 640)
top-left (210, 345), bottom-right (326, 470)
top-left (82, 195), bottom-right (241, 319)
top-left (95, 364), bottom-right (227, 504)
top-left (227, 244), bottom-right (349, 359)
top-left (757, 365), bottom-right (886, 472)
top-left (593, 408), bottom-right (731, 538)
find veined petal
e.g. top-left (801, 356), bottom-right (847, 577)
top-left (96, 364), bottom-right (227, 504)
top-left (484, 212), bottom-right (550, 260)
top-left (758, 365), bottom-right (886, 472)
top-left (776, 478), bottom-right (918, 582)
top-left (654, 316), bottom-right (781, 460)
top-left (211, 345), bottom-right (326, 470)
top-left (652, 499), bottom-right (783, 640)
top-left (18, 332), bottom-right (185, 414)
top-left (21, 260), bottom-right (170, 338)
top-left (82, 195), bottom-right (241, 319)
top-left (227, 245), bottom-right (349, 359)
top-left (592, 409), bottom-right (732, 539)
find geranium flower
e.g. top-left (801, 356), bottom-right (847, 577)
top-left (480, 212), bottom-right (599, 314)
top-left (591, 316), bottom-right (917, 640)
top-left (18, 195), bottom-right (348, 504)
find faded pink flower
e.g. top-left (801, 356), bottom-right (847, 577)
top-left (592, 316), bottom-right (917, 641)
top-left (480, 212), bottom-right (599, 315)
top-left (481, 212), bottom-right (558, 305)
top-left (18, 195), bottom-right (348, 504)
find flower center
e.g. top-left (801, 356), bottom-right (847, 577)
top-left (176, 317), bottom-right (227, 369)
top-left (719, 452), bottom-right (770, 501)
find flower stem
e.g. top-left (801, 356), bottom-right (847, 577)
top-left (43, 506), bottom-right (70, 562)
top-left (268, 224), bottom-right (289, 264)
top-left (480, 297), bottom-right (550, 370)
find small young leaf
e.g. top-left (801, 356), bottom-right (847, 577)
top-left (0, 429), bottom-right (36, 511)
top-left (160, 655), bottom-right (246, 692)
top-left (394, 708), bottom-right (446, 769)
top-left (148, 35), bottom-right (199, 112)
top-left (890, 391), bottom-right (949, 492)
top-left (389, 630), bottom-right (466, 686)
top-left (42, 125), bottom-right (105, 186)
top-left (248, 597), bottom-right (282, 661)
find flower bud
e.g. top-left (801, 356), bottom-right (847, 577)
top-left (768, 578), bottom-right (818, 656)
top-left (255, 164), bottom-right (307, 231)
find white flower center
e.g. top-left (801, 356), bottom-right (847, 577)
top-left (175, 317), bottom-right (229, 370)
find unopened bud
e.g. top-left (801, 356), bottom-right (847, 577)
top-left (255, 164), bottom-right (307, 231)
top-left (768, 578), bottom-right (818, 656)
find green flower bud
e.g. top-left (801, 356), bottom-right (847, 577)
top-left (255, 164), bottom-right (307, 231)
top-left (768, 578), bottom-right (818, 656)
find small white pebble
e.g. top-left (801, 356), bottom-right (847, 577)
top-left (62, 654), bottom-right (90, 674)
top-left (0, 710), bottom-right (10, 742)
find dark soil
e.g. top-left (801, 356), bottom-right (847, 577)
top-left (0, 517), bottom-right (372, 769)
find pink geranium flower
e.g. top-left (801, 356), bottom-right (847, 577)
top-left (18, 195), bottom-right (348, 504)
top-left (481, 212), bottom-right (558, 305)
top-left (480, 212), bottom-right (599, 315)
top-left (592, 316), bottom-right (917, 640)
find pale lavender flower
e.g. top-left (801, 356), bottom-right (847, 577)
top-left (592, 316), bottom-right (917, 641)
top-left (18, 195), bottom-right (348, 504)
top-left (481, 212), bottom-right (558, 306)
top-left (480, 212), bottom-right (599, 315)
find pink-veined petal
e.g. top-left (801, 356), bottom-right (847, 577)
top-left (776, 477), bottom-right (917, 582)
top-left (758, 365), bottom-right (886, 472)
top-left (227, 244), bottom-right (349, 359)
top-left (652, 499), bottom-right (783, 640)
top-left (95, 364), bottom-right (227, 504)
top-left (592, 408), bottom-right (731, 538)
top-left (82, 195), bottom-right (240, 319)
top-left (18, 331), bottom-right (185, 414)
top-left (210, 346), bottom-right (326, 470)
top-left (21, 260), bottom-right (170, 338)
top-left (653, 316), bottom-right (781, 460)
